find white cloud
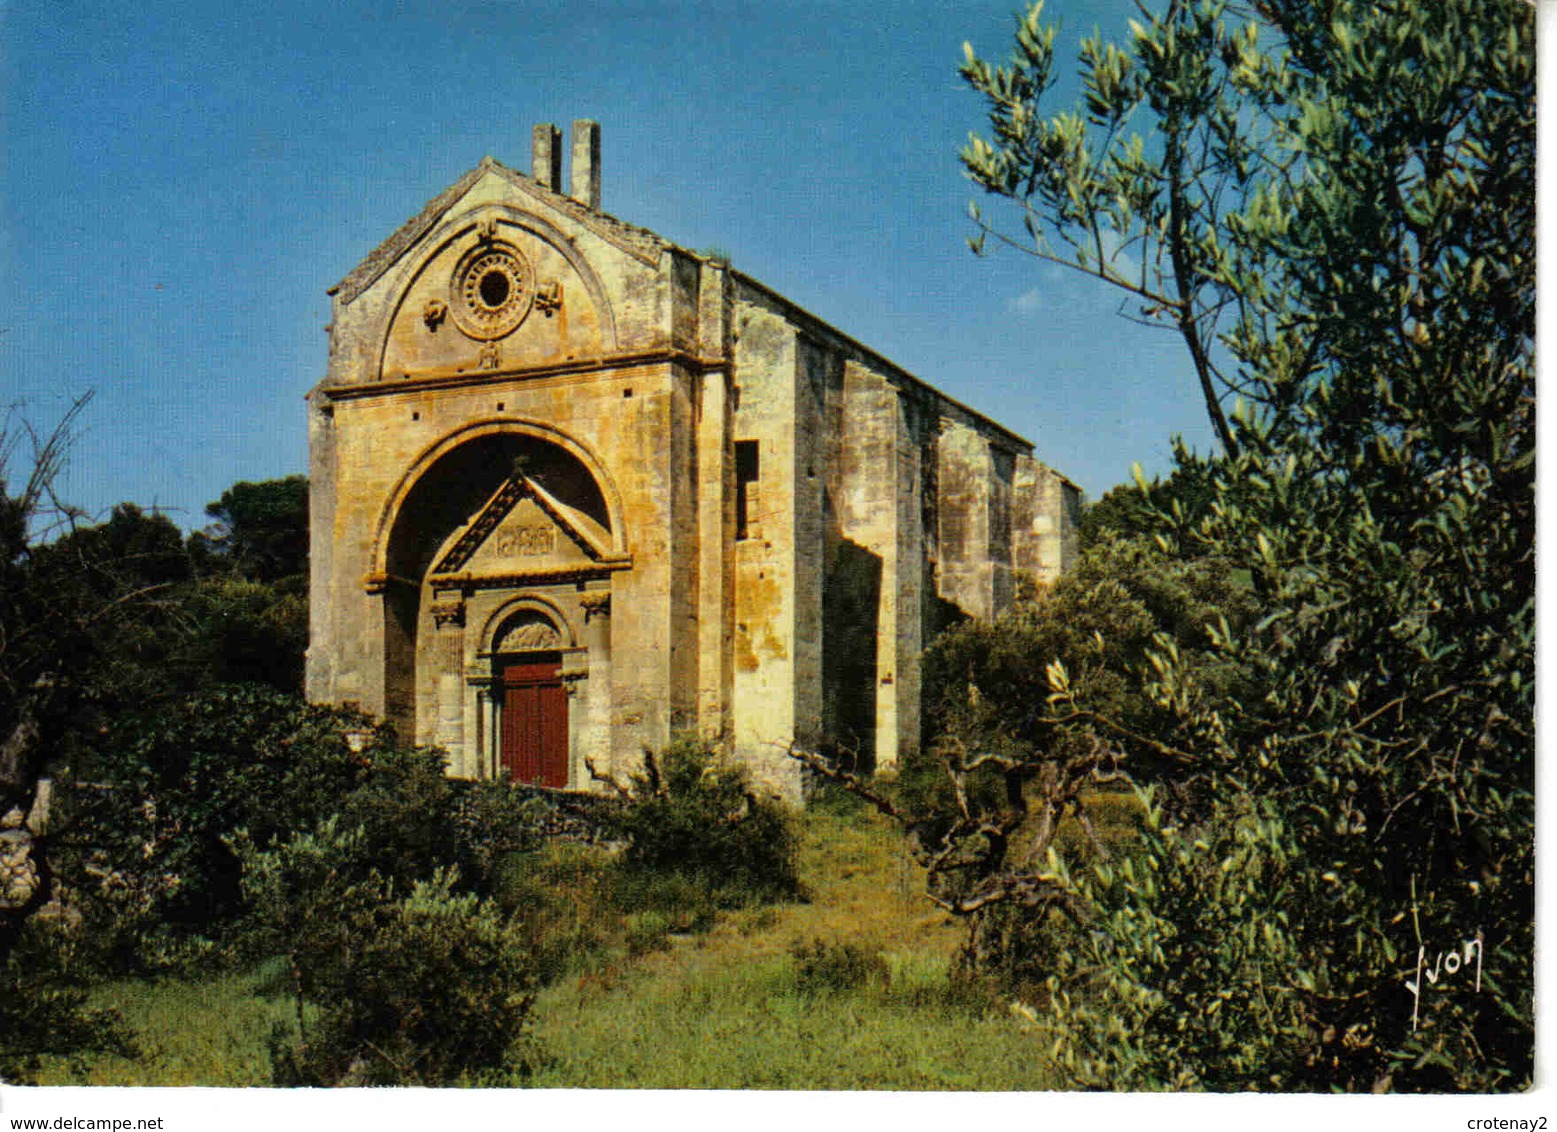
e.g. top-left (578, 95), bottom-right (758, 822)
top-left (1097, 228), bottom-right (1143, 284)
top-left (1008, 287), bottom-right (1044, 314)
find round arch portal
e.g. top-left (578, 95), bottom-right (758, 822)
top-left (370, 416), bottom-right (627, 584)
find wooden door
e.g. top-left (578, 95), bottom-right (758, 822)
top-left (500, 655), bottom-right (568, 787)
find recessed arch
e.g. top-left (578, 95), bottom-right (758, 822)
top-left (370, 417), bottom-right (628, 583)
top-left (479, 594), bottom-right (577, 654)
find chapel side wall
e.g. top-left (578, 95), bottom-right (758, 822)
top-left (934, 412), bottom-right (1030, 622)
top-left (820, 357), bottom-right (926, 773)
top-left (734, 295), bottom-right (1041, 779)
top-left (1012, 456), bottom-right (1082, 586)
top-left (729, 289), bottom-right (804, 801)
top-left (792, 337), bottom-right (827, 760)
top-left (888, 390), bottom-right (931, 770)
top-left (935, 419), bottom-right (996, 621)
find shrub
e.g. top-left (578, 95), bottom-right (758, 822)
top-left (450, 780), bottom-right (570, 891)
top-left (286, 873), bottom-right (537, 1086)
top-left (238, 821), bottom-right (535, 1086)
top-left (0, 911), bottom-right (133, 1084)
top-left (487, 844), bottom-right (611, 985)
top-left (622, 911), bottom-right (673, 957)
top-left (615, 739), bottom-right (799, 907)
top-left (607, 869), bottom-right (717, 933)
top-left (787, 938), bottom-right (890, 996)
top-left (1028, 790), bottom-right (1316, 1091)
top-left (61, 688), bottom-right (449, 970)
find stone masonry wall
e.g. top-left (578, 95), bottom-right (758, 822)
top-left (309, 140), bottom-right (1077, 805)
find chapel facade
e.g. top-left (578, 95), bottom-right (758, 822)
top-left (306, 121), bottom-right (1080, 801)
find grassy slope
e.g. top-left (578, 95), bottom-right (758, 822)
top-left (523, 804), bottom-right (1055, 1089)
top-left (35, 803), bottom-right (1060, 1089)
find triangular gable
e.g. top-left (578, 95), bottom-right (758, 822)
top-left (430, 475), bottom-right (613, 578)
top-left (331, 157), bottom-right (667, 306)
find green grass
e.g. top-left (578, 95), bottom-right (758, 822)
top-left (521, 947), bottom-right (1051, 1089)
top-left (517, 806), bottom-right (1054, 1088)
top-left (33, 802), bottom-right (1086, 1089)
top-left (33, 961), bottom-right (302, 1087)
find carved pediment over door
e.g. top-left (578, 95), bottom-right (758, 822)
top-left (427, 473), bottom-right (623, 589)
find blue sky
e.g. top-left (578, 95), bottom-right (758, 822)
top-left (2, 0), bottom-right (1217, 529)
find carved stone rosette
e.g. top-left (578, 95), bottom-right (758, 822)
top-left (449, 237), bottom-right (536, 341)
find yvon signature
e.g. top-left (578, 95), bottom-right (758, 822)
top-left (1405, 931), bottom-right (1483, 1032)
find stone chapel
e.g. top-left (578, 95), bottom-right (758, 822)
top-left (305, 121), bottom-right (1080, 802)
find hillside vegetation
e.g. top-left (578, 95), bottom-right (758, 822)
top-left (33, 798), bottom-right (1151, 1089)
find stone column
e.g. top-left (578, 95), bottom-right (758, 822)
top-left (430, 597), bottom-right (466, 764)
top-left (580, 591), bottom-right (613, 782)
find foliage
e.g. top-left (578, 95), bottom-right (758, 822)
top-left (0, 396), bottom-right (181, 1069)
top-left (0, 911), bottom-right (134, 1084)
top-left (62, 688), bottom-right (448, 970)
top-left (449, 779), bottom-right (550, 885)
top-left (611, 739), bottom-right (799, 906)
top-left (1, 400), bottom-right (190, 819)
top-left (0, 406), bottom-right (310, 1051)
top-left (788, 937), bottom-right (891, 996)
top-left (806, 533), bottom-right (1252, 972)
top-left (450, 778), bottom-right (625, 893)
top-left (175, 577), bottom-right (308, 693)
top-left (1077, 464), bottom-right (1216, 547)
top-left (942, 0), bottom-right (1534, 1091)
top-left (32, 805), bottom-right (1055, 1090)
top-left (190, 475), bottom-right (309, 584)
top-left (238, 821), bottom-right (535, 1086)
top-left (1027, 790), bottom-right (1317, 1090)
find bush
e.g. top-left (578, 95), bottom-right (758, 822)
top-left (61, 688), bottom-right (449, 971)
top-left (616, 740), bottom-right (799, 907)
top-left (1028, 790), bottom-right (1315, 1091)
top-left (284, 873), bottom-right (536, 1086)
top-left (486, 843), bottom-right (612, 985)
top-left (788, 938), bottom-right (890, 996)
top-left (0, 911), bottom-right (133, 1084)
top-left (238, 821), bottom-right (535, 1086)
top-left (622, 911), bottom-right (673, 957)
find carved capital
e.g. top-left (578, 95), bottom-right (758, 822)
top-left (430, 601), bottom-right (466, 628)
top-left (363, 572), bottom-right (389, 595)
top-left (580, 592), bottom-right (612, 622)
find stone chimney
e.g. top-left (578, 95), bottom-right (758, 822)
top-left (531, 123), bottom-right (562, 190)
top-left (570, 119), bottom-right (601, 210)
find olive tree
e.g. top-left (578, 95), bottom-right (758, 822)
top-left (810, 0), bottom-right (1532, 1091)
